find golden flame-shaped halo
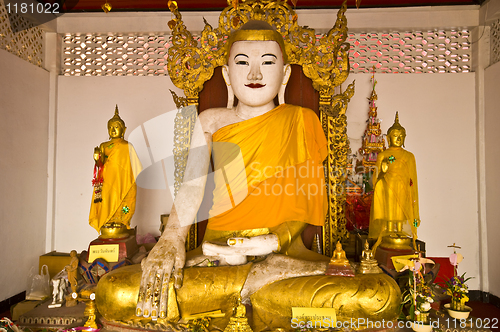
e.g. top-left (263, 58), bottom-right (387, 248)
top-left (166, 0), bottom-right (350, 105)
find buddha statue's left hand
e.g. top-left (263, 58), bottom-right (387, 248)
top-left (187, 234), bottom-right (279, 266)
top-left (226, 235), bottom-right (279, 254)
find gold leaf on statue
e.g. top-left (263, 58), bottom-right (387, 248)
top-left (291, 0), bottom-right (298, 7)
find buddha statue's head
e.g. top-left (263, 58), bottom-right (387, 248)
top-left (222, 20), bottom-right (291, 108)
top-left (386, 112), bottom-right (406, 148)
top-left (107, 105), bottom-right (126, 139)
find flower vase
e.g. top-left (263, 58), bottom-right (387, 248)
top-left (451, 297), bottom-right (465, 311)
top-left (445, 299), bottom-right (472, 319)
top-left (410, 312), bottom-right (432, 332)
top-left (415, 312), bottom-right (430, 324)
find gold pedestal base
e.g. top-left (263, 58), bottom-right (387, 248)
top-left (96, 263), bottom-right (401, 332)
top-left (380, 233), bottom-right (412, 250)
top-left (99, 222), bottom-right (130, 239)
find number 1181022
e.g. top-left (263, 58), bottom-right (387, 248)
top-left (6, 2), bottom-right (60, 14)
top-left (445, 317), bottom-right (498, 329)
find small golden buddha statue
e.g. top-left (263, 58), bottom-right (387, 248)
top-left (358, 240), bottom-right (382, 274)
top-left (89, 105), bottom-right (142, 239)
top-left (325, 241), bottom-right (355, 276)
top-left (369, 112), bottom-right (419, 251)
top-left (223, 297), bottom-right (253, 332)
top-left (84, 299), bottom-right (98, 330)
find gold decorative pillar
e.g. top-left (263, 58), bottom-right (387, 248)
top-left (319, 85), bottom-right (355, 256)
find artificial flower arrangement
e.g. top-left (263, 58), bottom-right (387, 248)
top-left (445, 272), bottom-right (472, 311)
top-left (445, 244), bottom-right (473, 312)
top-left (410, 274), bottom-right (435, 322)
top-left (395, 252), bottom-right (435, 325)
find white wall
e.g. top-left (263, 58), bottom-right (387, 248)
top-left (484, 61), bottom-right (500, 297)
top-left (346, 73), bottom-right (479, 289)
top-left (0, 50), bottom-right (50, 301)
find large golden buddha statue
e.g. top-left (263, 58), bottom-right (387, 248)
top-left (95, 20), bottom-right (400, 332)
top-left (369, 112), bottom-right (419, 250)
top-left (89, 106), bottom-right (142, 238)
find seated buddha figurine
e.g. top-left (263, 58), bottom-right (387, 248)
top-left (369, 112), bottom-right (419, 251)
top-left (325, 241), bottom-right (354, 276)
top-left (89, 106), bottom-right (142, 238)
top-left (95, 21), bottom-right (401, 331)
top-left (358, 240), bottom-right (382, 274)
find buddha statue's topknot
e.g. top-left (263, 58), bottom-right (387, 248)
top-left (226, 20), bottom-right (288, 63)
top-left (108, 105), bottom-right (126, 130)
top-left (387, 111), bottom-right (406, 136)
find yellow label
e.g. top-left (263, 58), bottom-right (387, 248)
top-left (291, 307), bottom-right (336, 329)
top-left (88, 244), bottom-right (119, 263)
top-left (391, 254), bottom-right (418, 272)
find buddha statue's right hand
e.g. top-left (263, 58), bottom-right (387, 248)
top-left (135, 230), bottom-right (186, 320)
top-left (93, 147), bottom-right (100, 162)
top-left (381, 159), bottom-right (389, 174)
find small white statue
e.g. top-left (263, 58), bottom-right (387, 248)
top-left (48, 271), bottom-right (68, 308)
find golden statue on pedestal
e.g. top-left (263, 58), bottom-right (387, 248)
top-left (369, 112), bottom-right (419, 251)
top-left (325, 241), bottom-right (354, 276)
top-left (89, 106), bottom-right (142, 239)
top-left (94, 2), bottom-right (401, 331)
top-left (223, 298), bottom-right (253, 332)
top-left (358, 240), bottom-right (382, 274)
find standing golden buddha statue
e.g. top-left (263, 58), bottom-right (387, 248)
top-left (89, 106), bottom-right (142, 239)
top-left (369, 112), bottom-right (419, 251)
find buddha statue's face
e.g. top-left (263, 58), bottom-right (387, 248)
top-left (387, 128), bottom-right (405, 148)
top-left (108, 121), bottom-right (125, 139)
top-left (225, 40), bottom-right (287, 107)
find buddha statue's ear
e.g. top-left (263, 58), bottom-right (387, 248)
top-left (278, 64), bottom-right (291, 105)
top-left (222, 65), bottom-right (235, 109)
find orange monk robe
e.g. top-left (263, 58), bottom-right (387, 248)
top-left (89, 139), bottom-right (142, 232)
top-left (207, 104), bottom-right (328, 232)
